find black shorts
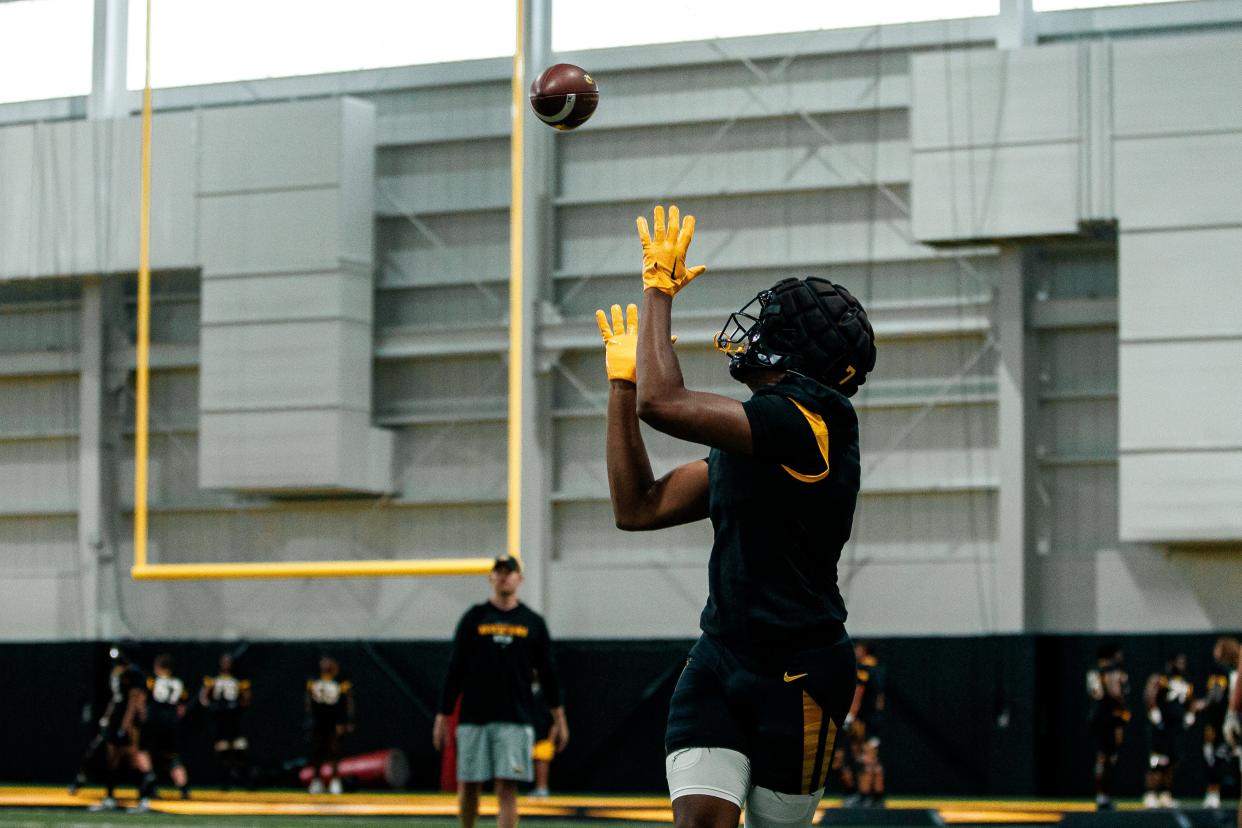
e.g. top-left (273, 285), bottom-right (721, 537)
top-left (665, 631), bottom-right (856, 795)
top-left (213, 711), bottom-right (244, 744)
top-left (309, 726), bottom-right (342, 765)
top-left (1149, 725), bottom-right (1179, 762)
top-left (1091, 715), bottom-right (1125, 756)
top-left (141, 720), bottom-right (183, 765)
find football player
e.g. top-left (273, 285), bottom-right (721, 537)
top-left (142, 653), bottom-right (191, 802)
top-left (305, 656), bottom-right (354, 795)
top-left (1086, 643), bottom-right (1129, 811)
top-left (1143, 653), bottom-right (1194, 808)
top-left (843, 642), bottom-right (886, 807)
top-left (200, 652), bottom-right (252, 789)
top-left (89, 646), bottom-right (155, 812)
top-left (598, 205), bottom-right (876, 828)
top-left (1200, 637), bottom-right (1239, 809)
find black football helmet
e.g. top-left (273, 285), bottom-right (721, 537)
top-left (715, 277), bottom-right (876, 395)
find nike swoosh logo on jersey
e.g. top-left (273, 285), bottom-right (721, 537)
top-left (783, 672), bottom-right (809, 683)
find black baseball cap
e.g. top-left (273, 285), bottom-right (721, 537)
top-left (492, 556), bottom-right (523, 573)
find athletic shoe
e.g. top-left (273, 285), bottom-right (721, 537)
top-left (1157, 793), bottom-right (1176, 809)
top-left (1203, 791), bottom-right (1221, 809)
top-left (530, 788), bottom-right (550, 798)
top-left (328, 778), bottom-right (343, 795)
top-left (308, 779), bottom-right (325, 794)
top-left (128, 798), bottom-right (153, 814)
top-left (1143, 792), bottom-right (1160, 809)
top-left (1096, 795), bottom-right (1114, 811)
top-left (87, 796), bottom-right (119, 812)
top-left (842, 793), bottom-right (865, 808)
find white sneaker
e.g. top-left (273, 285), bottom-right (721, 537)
top-left (1157, 792), bottom-right (1176, 809)
top-left (530, 787), bottom-right (550, 798)
top-left (88, 796), bottom-right (118, 812)
top-left (128, 798), bottom-right (153, 814)
top-left (1203, 791), bottom-right (1221, 809)
top-left (1143, 792), bottom-right (1160, 809)
top-left (308, 779), bottom-right (325, 794)
top-left (328, 778), bottom-right (342, 795)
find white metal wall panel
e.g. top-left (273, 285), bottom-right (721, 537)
top-left (1120, 340), bottom-right (1242, 451)
top-left (392, 423), bottom-right (507, 502)
top-left (1111, 31), bottom-right (1242, 137)
top-left (201, 271), bottom-right (372, 325)
top-left (911, 144), bottom-right (1080, 241)
top-left (1120, 229), bottom-right (1242, 340)
top-left (0, 115), bottom-right (199, 280)
top-left (198, 190), bottom-right (345, 275)
top-left (1120, 452), bottom-right (1242, 542)
top-left (1115, 134), bottom-right (1242, 231)
top-left (910, 44), bottom-right (1080, 149)
top-left (0, 376), bottom-right (79, 437)
top-left (0, 441), bottom-right (77, 514)
top-left (198, 101), bottom-right (342, 193)
top-left (200, 321), bottom-right (372, 411)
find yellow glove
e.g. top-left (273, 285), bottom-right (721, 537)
top-left (595, 303), bottom-right (676, 383)
top-left (636, 205), bottom-right (706, 296)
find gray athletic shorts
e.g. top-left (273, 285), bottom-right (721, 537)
top-left (456, 722), bottom-right (535, 783)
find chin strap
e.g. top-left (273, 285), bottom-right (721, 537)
top-left (780, 398), bottom-right (830, 483)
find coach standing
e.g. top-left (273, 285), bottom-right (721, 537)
top-left (434, 556), bottom-right (568, 828)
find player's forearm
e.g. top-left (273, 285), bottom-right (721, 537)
top-left (636, 289), bottom-right (690, 426)
top-left (605, 380), bottom-right (660, 530)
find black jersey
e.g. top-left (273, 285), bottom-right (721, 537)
top-left (856, 654), bottom-right (885, 724)
top-left (203, 672), bottom-right (250, 713)
top-left (1202, 670), bottom-right (1231, 730)
top-left (146, 673), bottom-right (187, 725)
top-left (306, 675), bottom-right (352, 729)
top-left (1152, 670), bottom-right (1194, 725)
top-left (701, 375), bottom-right (859, 653)
top-left (1087, 659), bottom-right (1130, 722)
top-left (439, 601), bottom-right (562, 727)
top-left (105, 664), bottom-right (147, 725)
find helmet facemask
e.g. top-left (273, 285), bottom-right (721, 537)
top-left (715, 278), bottom-right (876, 394)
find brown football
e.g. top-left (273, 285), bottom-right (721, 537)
top-left (529, 63), bottom-right (599, 131)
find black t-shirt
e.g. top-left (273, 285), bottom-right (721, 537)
top-left (1087, 660), bottom-right (1130, 721)
top-left (1203, 670), bottom-right (1231, 729)
top-left (146, 673), bottom-right (187, 727)
top-left (203, 672), bottom-right (250, 715)
top-left (106, 664), bottom-right (147, 724)
top-left (307, 675), bottom-right (353, 728)
top-left (439, 601), bottom-right (562, 726)
top-left (1152, 670), bottom-right (1194, 724)
top-left (701, 374), bottom-right (860, 654)
top-left (857, 655), bottom-right (885, 723)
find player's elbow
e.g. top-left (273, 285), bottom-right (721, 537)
top-left (612, 508), bottom-right (646, 531)
top-left (636, 395), bottom-right (679, 431)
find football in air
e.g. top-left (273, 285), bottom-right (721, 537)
top-left (529, 63), bottom-right (599, 130)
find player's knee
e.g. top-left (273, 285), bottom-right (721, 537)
top-left (743, 785), bottom-right (821, 828)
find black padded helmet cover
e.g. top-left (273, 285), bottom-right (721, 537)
top-left (722, 277), bottom-right (876, 395)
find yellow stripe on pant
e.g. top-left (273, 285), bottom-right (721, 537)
top-left (801, 691), bottom-right (839, 794)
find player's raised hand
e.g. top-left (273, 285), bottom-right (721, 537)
top-left (595, 303), bottom-right (676, 383)
top-left (636, 205), bottom-right (706, 297)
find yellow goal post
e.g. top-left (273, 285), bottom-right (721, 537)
top-left (130, 0), bottom-right (529, 580)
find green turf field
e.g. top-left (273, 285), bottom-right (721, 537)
top-left (0, 814), bottom-right (651, 828)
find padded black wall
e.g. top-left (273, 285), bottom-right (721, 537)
top-left (3, 633), bottom-right (1236, 797)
